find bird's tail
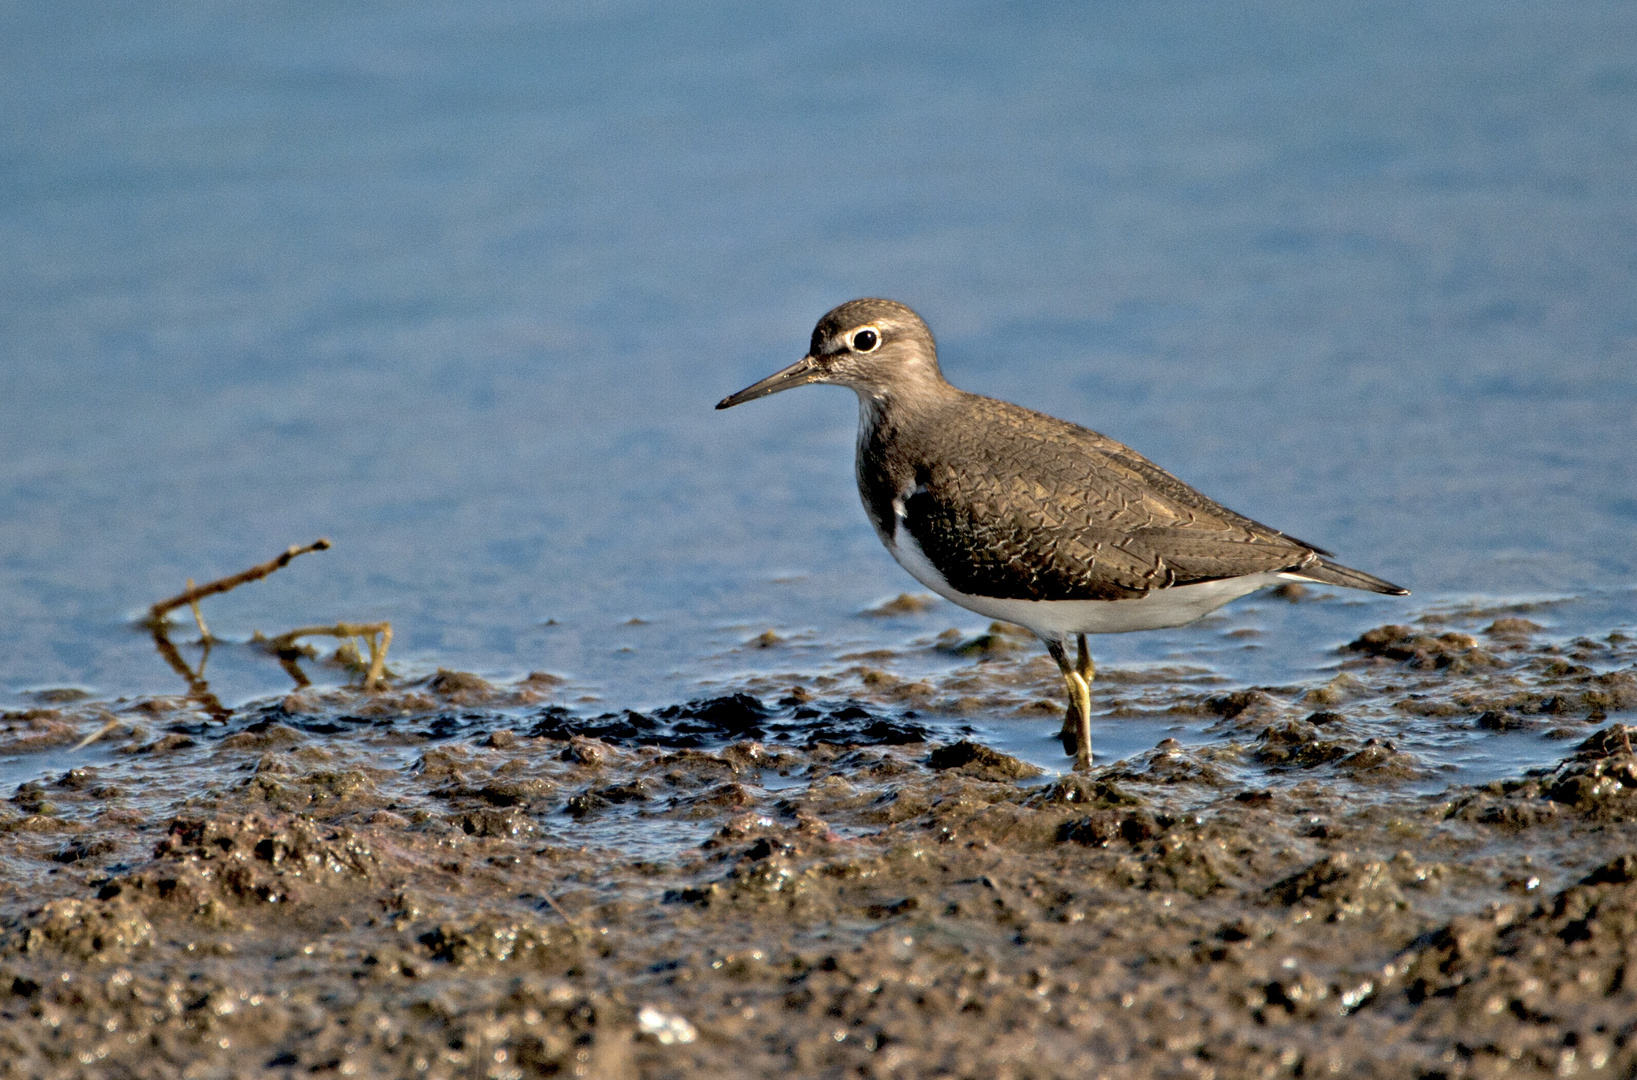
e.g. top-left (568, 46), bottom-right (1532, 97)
top-left (1283, 558), bottom-right (1409, 596)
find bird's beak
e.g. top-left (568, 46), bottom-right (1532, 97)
top-left (715, 356), bottom-right (823, 410)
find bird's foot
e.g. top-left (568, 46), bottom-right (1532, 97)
top-left (1072, 715), bottom-right (1093, 773)
top-left (1060, 711), bottom-right (1094, 770)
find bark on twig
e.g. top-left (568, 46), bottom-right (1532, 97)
top-left (262, 622), bottom-right (394, 691)
top-left (147, 539), bottom-right (331, 627)
top-left (145, 538), bottom-right (393, 701)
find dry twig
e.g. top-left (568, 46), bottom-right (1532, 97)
top-left (185, 579), bottom-right (210, 640)
top-left (73, 717), bottom-right (124, 752)
top-left (261, 622), bottom-right (394, 691)
top-left (147, 539), bottom-right (331, 627)
top-left (145, 538), bottom-right (394, 703)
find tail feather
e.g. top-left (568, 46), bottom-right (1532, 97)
top-left (1283, 558), bottom-right (1409, 596)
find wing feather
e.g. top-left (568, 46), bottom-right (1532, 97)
top-left (899, 395), bottom-right (1318, 602)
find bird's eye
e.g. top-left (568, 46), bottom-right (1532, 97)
top-left (852, 329), bottom-right (879, 352)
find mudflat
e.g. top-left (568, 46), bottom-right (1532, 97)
top-left (3, 617), bottom-right (1636, 1079)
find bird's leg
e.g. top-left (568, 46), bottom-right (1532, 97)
top-left (1075, 633), bottom-right (1094, 769)
top-left (1048, 639), bottom-right (1094, 772)
top-left (1048, 641), bottom-right (1079, 753)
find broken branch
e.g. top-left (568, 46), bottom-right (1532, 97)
top-left (147, 539), bottom-right (331, 626)
top-left (262, 622), bottom-right (394, 691)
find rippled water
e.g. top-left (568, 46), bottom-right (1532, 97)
top-left (3, 1), bottom-right (1635, 736)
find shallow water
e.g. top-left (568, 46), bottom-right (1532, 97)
top-left (4, 3), bottom-right (1637, 782)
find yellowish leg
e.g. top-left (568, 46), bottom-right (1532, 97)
top-left (1048, 637), bottom-right (1095, 772)
top-left (1075, 635), bottom-right (1095, 770)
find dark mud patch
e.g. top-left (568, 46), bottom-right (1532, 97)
top-left (526, 694), bottom-right (932, 751)
top-left (3, 630), bottom-right (1637, 1077)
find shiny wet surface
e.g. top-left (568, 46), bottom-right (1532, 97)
top-left (4, 634), bottom-right (1637, 1077)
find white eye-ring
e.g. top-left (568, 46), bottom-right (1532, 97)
top-left (851, 327), bottom-right (881, 352)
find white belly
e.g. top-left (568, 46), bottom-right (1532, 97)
top-left (886, 529), bottom-right (1286, 640)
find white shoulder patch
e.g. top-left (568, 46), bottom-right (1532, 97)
top-left (890, 482), bottom-right (928, 536)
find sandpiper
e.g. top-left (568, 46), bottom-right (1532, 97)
top-left (717, 298), bottom-right (1408, 771)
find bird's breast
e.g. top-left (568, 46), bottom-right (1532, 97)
top-left (854, 407), bottom-right (915, 547)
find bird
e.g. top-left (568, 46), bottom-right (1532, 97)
top-left (716, 298), bottom-right (1408, 771)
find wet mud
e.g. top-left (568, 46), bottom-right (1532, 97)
top-left (3, 613), bottom-right (1637, 1079)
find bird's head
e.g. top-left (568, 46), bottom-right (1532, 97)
top-left (716, 298), bottom-right (944, 409)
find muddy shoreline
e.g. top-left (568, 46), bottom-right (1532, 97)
top-left (3, 616), bottom-right (1637, 1079)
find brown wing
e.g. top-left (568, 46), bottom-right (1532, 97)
top-left (900, 395), bottom-right (1320, 602)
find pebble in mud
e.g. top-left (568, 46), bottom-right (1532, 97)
top-left (926, 740), bottom-right (1043, 780)
top-left (859, 593), bottom-right (940, 617)
top-left (3, 625), bottom-right (1637, 1077)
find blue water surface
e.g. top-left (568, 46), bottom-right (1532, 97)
top-left (2, 1), bottom-right (1635, 711)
